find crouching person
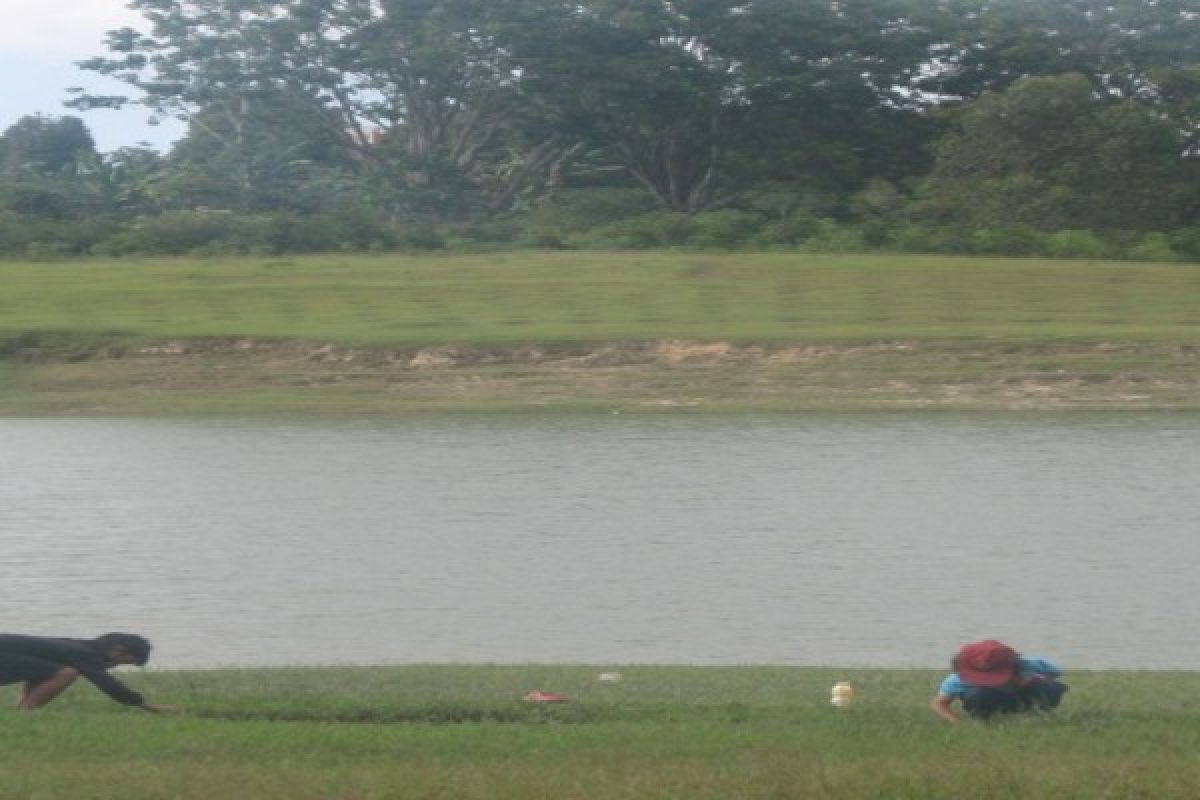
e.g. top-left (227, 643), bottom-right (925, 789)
top-left (0, 632), bottom-right (176, 712)
top-left (930, 639), bottom-right (1067, 723)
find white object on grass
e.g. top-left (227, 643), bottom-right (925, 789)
top-left (831, 681), bottom-right (854, 708)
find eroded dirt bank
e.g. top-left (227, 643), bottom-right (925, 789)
top-left (2, 338), bottom-right (1198, 413)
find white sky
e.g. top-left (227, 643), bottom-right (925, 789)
top-left (0, 0), bottom-right (185, 151)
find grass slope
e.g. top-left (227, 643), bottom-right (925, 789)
top-left (2, 252), bottom-right (1198, 344)
top-left (1, 252), bottom-right (1197, 412)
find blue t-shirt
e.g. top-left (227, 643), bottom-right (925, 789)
top-left (938, 656), bottom-right (1061, 698)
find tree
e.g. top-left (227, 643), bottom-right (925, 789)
top-left (0, 115), bottom-right (100, 219)
top-left (0, 115), bottom-right (96, 177)
top-left (506, 0), bottom-right (941, 213)
top-left (915, 73), bottom-right (1198, 231)
top-left (160, 92), bottom-right (351, 212)
top-left (71, 0), bottom-right (569, 218)
top-left (503, 0), bottom-right (733, 212)
top-left (916, 0), bottom-right (1200, 103)
top-left (705, 0), bottom-right (944, 209)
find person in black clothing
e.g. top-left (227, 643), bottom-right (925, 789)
top-left (0, 633), bottom-right (176, 712)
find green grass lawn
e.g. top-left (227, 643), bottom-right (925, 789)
top-left (2, 252), bottom-right (1197, 413)
top-left (2, 251), bottom-right (1198, 346)
top-left (1, 666), bottom-right (1197, 799)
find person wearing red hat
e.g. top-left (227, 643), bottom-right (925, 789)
top-left (930, 639), bottom-right (1067, 723)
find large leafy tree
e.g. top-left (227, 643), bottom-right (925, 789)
top-left (496, 0), bottom-right (733, 212)
top-left (159, 92), bottom-right (350, 212)
top-left (0, 115), bottom-right (100, 218)
top-left (706, 0), bottom-right (945, 207)
top-left (50, 0), bottom-right (1198, 236)
top-left (71, 0), bottom-right (566, 217)
top-left (915, 73), bottom-right (1199, 231)
top-left (0, 115), bottom-right (96, 177)
top-left (917, 0), bottom-right (1200, 101)
top-left (507, 0), bottom-right (942, 212)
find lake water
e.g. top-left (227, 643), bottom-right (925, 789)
top-left (1, 414), bottom-right (1196, 670)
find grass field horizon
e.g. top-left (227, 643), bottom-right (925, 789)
top-left (3, 251), bottom-right (1199, 344)
top-left (2, 251), bottom-right (1197, 413)
top-left (2, 664), bottom-right (1197, 798)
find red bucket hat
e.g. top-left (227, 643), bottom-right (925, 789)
top-left (954, 640), bottom-right (1018, 687)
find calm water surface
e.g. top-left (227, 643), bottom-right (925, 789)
top-left (1, 414), bottom-right (1196, 669)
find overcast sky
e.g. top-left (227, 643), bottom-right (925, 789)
top-left (0, 0), bottom-right (185, 152)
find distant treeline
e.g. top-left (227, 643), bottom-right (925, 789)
top-left (2, 0), bottom-right (1198, 260)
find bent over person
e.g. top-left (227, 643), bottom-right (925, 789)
top-left (0, 632), bottom-right (175, 712)
top-left (930, 639), bottom-right (1067, 723)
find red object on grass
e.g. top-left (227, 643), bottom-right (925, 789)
top-left (524, 690), bottom-right (567, 703)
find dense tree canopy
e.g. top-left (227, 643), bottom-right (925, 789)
top-left (918, 73), bottom-right (1199, 231)
top-left (0, 0), bottom-right (1195, 258)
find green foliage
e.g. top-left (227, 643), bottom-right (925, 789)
top-left (515, 189), bottom-right (660, 233)
top-left (0, 1), bottom-right (1190, 253)
top-left (1124, 233), bottom-right (1180, 263)
top-left (750, 212), bottom-right (827, 247)
top-left (0, 114), bottom-right (95, 176)
top-left (1170, 227), bottom-right (1200, 261)
top-left (22, 241), bottom-right (75, 262)
top-left (1045, 230), bottom-right (1110, 260)
top-left (92, 211), bottom-right (249, 256)
top-left (394, 225), bottom-right (448, 251)
top-left (687, 209), bottom-right (767, 248)
top-left (642, 212), bottom-right (703, 247)
top-left (969, 226), bottom-right (1048, 257)
top-left (796, 220), bottom-right (868, 254)
top-left (442, 220), bottom-right (520, 248)
top-left (85, 211), bottom-right (414, 257)
top-left (916, 73), bottom-right (1198, 233)
top-left (0, 212), bottom-right (117, 257)
top-left (512, 228), bottom-right (571, 250)
top-left (0, 212), bottom-right (60, 255)
top-left (892, 225), bottom-right (952, 255)
top-left (573, 212), bottom-right (694, 249)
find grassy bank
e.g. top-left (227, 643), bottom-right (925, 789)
top-left (1, 665), bottom-right (1197, 799)
top-left (2, 252), bottom-right (1198, 413)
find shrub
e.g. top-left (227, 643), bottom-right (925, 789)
top-left (0, 213), bottom-right (61, 255)
top-left (687, 209), bottom-right (766, 248)
top-left (104, 211), bottom-right (242, 255)
top-left (797, 220), bottom-right (866, 253)
top-left (24, 241), bottom-right (74, 261)
top-left (267, 213), bottom-right (352, 253)
top-left (513, 228), bottom-right (571, 249)
top-left (395, 226), bottom-right (447, 251)
top-left (577, 212), bottom-right (696, 249)
top-left (968, 226), bottom-right (1047, 257)
top-left (751, 211), bottom-right (825, 247)
top-left (857, 219), bottom-right (897, 248)
top-left (1124, 233), bottom-right (1179, 262)
top-left (1045, 229), bottom-right (1109, 259)
top-left (444, 221), bottom-right (519, 247)
top-left (1169, 226), bottom-right (1200, 261)
top-left (564, 226), bottom-right (639, 250)
top-left (892, 225), bottom-right (968, 254)
top-left (516, 188), bottom-right (659, 233)
top-left (0, 213), bottom-right (119, 257)
top-left (639, 212), bottom-right (698, 246)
